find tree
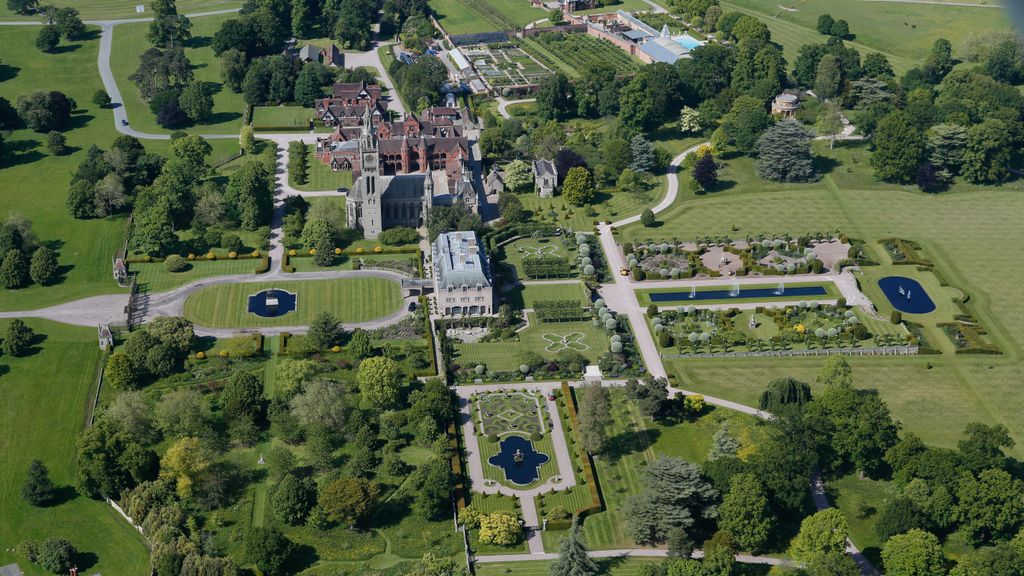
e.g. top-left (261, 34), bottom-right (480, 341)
top-left (499, 193), bottom-right (524, 222)
top-left (272, 473), bottom-right (316, 525)
top-left (692, 153), bottom-right (718, 191)
top-left (815, 101), bottom-right (844, 149)
top-left (36, 25), bottom-right (60, 52)
top-left (22, 460), bottom-right (55, 506)
top-left (871, 111), bottom-right (924, 183)
top-left (155, 389), bottom-right (212, 438)
top-left (756, 119), bottom-right (816, 182)
top-left (959, 422), bottom-right (1014, 473)
top-left (148, 13), bottom-right (193, 48)
top-left (641, 208), bottom-right (656, 228)
top-left (984, 39), bottom-right (1024, 83)
top-left (812, 54), bottom-right (843, 100)
top-left (623, 457), bottom-right (718, 545)
top-left (105, 352), bottom-right (138, 390)
top-left (881, 529), bottom-right (946, 576)
top-left (358, 356), bottom-right (402, 409)
top-left (578, 383), bottom-right (611, 455)
top-left (718, 96), bottom-right (770, 154)
top-left (289, 379), bottom-right (346, 431)
top-left (7, 0), bottom-right (39, 14)
top-left (925, 123), bottom-right (967, 175)
top-left (830, 19), bottom-right (850, 38)
top-left (411, 457), bottom-right (453, 520)
top-left (16, 91), bottom-right (73, 133)
top-left (27, 246), bottom-right (57, 286)
top-left (43, 131), bottom-right (67, 156)
top-left (758, 377), bottom-right (811, 412)
top-left (160, 436), bottom-right (212, 498)
top-left (537, 72), bottom-right (573, 121)
top-left (811, 375), bottom-right (899, 476)
top-left (629, 135), bottom-right (655, 173)
top-left (503, 159), bottom-right (533, 193)
top-left (245, 527), bottom-right (294, 576)
top-left (104, 391), bottom-right (158, 443)
top-left (718, 473), bottom-right (773, 552)
top-left (48, 6), bottom-right (85, 39)
top-left (962, 118), bottom-right (1014, 184)
top-left (221, 371), bottom-right (264, 425)
top-left (0, 249), bottom-right (27, 289)
top-left (677, 43), bottom-right (735, 101)
top-left (93, 173), bottom-right (127, 217)
top-left (562, 167), bottom-right (596, 207)
top-left (550, 520), bottom-right (599, 576)
top-left (224, 160), bottom-right (274, 229)
top-left (178, 81), bottom-right (213, 123)
top-left (3, 318), bottom-right (34, 356)
top-left (37, 537), bottom-right (76, 574)
top-left (619, 75), bottom-right (659, 131)
top-left (790, 508), bottom-right (849, 562)
top-left (816, 14), bottom-right (835, 34)
top-left (130, 46), bottom-right (193, 100)
top-left (479, 512), bottom-right (521, 545)
top-left (320, 477), bottom-right (380, 527)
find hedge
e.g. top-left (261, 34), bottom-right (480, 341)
top-left (556, 381), bottom-right (603, 525)
top-left (522, 256), bottom-right (573, 279)
top-left (535, 300), bottom-right (590, 322)
top-left (449, 420), bottom-right (466, 512)
top-left (415, 295), bottom-right (439, 378)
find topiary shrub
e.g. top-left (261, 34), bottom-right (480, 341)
top-left (890, 310), bottom-right (903, 324)
top-left (530, 431), bottom-right (543, 441)
top-left (164, 255), bottom-right (189, 272)
top-left (486, 433), bottom-right (498, 443)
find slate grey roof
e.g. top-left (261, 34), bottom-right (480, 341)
top-left (533, 159), bottom-right (556, 178)
top-left (640, 37), bottom-right (689, 64)
top-left (299, 44), bottom-right (318, 61)
top-left (433, 231), bottom-right (491, 289)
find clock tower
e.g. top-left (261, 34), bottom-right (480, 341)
top-left (358, 105), bottom-right (382, 236)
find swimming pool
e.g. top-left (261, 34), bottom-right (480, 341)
top-left (675, 35), bottom-right (701, 50)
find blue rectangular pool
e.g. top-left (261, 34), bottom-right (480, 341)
top-left (648, 285), bottom-right (829, 302)
top-left (675, 35), bottom-right (701, 50)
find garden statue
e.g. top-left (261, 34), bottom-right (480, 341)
top-left (513, 448), bottom-right (525, 464)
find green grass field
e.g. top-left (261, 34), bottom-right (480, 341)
top-left (182, 278), bottom-right (403, 328)
top-left (454, 312), bottom-right (609, 372)
top-left (0, 321), bottom-right (150, 574)
top-left (131, 258), bottom-right (263, 293)
top-left (251, 106), bottom-right (314, 130)
top-left (721, 0), bottom-right (1011, 75)
top-left (0, 0), bottom-right (244, 20)
top-left (429, 0), bottom-right (501, 34)
top-left (504, 282), bottom-right (591, 309)
top-left (109, 12), bottom-right (245, 136)
top-left (0, 26), bottom-right (131, 312)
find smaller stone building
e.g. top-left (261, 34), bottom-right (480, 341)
top-left (432, 231), bottom-right (493, 316)
top-left (771, 93), bottom-right (800, 118)
top-left (533, 159), bottom-right (557, 198)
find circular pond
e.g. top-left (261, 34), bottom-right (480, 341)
top-left (487, 435), bottom-right (550, 486)
top-left (877, 276), bottom-right (935, 314)
top-left (247, 289), bottom-right (297, 318)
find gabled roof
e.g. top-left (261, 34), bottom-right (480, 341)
top-left (533, 159), bottom-right (556, 178)
top-left (640, 37), bottom-right (689, 64)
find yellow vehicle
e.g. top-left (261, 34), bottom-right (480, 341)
top-left (620, 268), bottom-right (629, 276)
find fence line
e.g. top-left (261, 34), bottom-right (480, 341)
top-left (662, 345), bottom-right (918, 359)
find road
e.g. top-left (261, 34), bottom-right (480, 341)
top-left (496, 97), bottom-right (536, 119)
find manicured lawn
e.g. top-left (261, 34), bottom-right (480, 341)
top-left (109, 12), bottom-right (245, 136)
top-left (0, 0), bottom-right (244, 20)
top-left (0, 26), bottom-right (130, 312)
top-left (516, 180), bottom-right (667, 233)
top-left (636, 281), bottom-right (840, 307)
top-left (182, 278), bottom-right (403, 328)
top-left (131, 258), bottom-right (264, 293)
top-left (504, 282), bottom-right (591, 309)
top-left (454, 312), bottom-right (609, 372)
top-left (0, 321), bottom-right (150, 575)
top-left (722, 0), bottom-right (1011, 74)
top-left (428, 0), bottom-right (500, 34)
top-left (251, 105), bottom-right (314, 130)
top-left (291, 147), bottom-right (354, 192)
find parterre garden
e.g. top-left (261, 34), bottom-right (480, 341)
top-left (462, 43), bottom-right (551, 88)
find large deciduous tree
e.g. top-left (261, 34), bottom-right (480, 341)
top-left (537, 72), bottom-right (573, 121)
top-left (717, 473), bottom-right (774, 553)
top-left (357, 356), bottom-right (403, 410)
top-left (561, 167), bottom-right (596, 207)
top-left (880, 529), bottom-right (945, 576)
top-left (15, 91), bottom-right (73, 133)
top-left (320, 476), bottom-right (380, 527)
top-left (870, 111), bottom-right (924, 183)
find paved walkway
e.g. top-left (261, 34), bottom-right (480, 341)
top-left (477, 548), bottom-right (796, 565)
top-left (496, 97), bottom-right (536, 119)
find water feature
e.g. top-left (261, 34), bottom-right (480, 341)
top-left (877, 276), bottom-right (936, 314)
top-left (247, 288), bottom-right (297, 318)
top-left (487, 435), bottom-right (550, 486)
top-left (730, 281), bottom-right (740, 297)
top-left (689, 285), bottom-right (697, 299)
top-left (775, 280), bottom-right (785, 295)
top-left (648, 285), bottom-right (829, 303)
top-left (674, 34), bottom-right (702, 50)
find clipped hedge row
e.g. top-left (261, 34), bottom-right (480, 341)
top-left (555, 381), bottom-right (602, 526)
top-left (416, 295), bottom-right (438, 378)
top-left (882, 238), bottom-right (932, 267)
top-left (127, 252), bottom-right (269, 274)
top-left (450, 420), bottom-right (466, 512)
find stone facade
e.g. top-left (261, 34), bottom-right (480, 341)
top-left (533, 159), bottom-right (557, 198)
top-left (433, 231), bottom-right (493, 316)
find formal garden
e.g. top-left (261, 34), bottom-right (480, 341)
top-left (472, 390), bottom-right (561, 488)
top-left (461, 43), bottom-right (551, 89)
top-left (646, 303), bottom-right (913, 356)
top-left (523, 32), bottom-right (641, 77)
